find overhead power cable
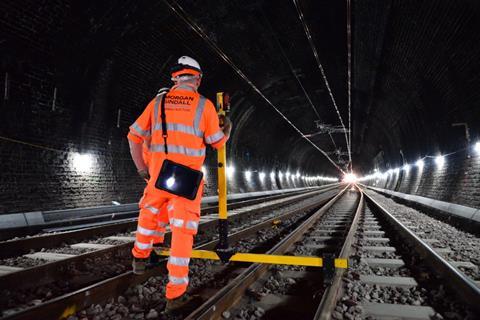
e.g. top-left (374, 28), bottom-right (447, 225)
top-left (261, 11), bottom-right (339, 151)
top-left (292, 0), bottom-right (352, 168)
top-left (162, 0), bottom-right (346, 174)
top-left (346, 0), bottom-right (353, 172)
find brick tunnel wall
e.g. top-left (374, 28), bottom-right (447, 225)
top-left (365, 150), bottom-right (480, 209)
top-left (0, 1), bottom-right (332, 214)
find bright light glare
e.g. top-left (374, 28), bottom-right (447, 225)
top-left (279, 171), bottom-right (283, 179)
top-left (435, 155), bottom-right (445, 168)
top-left (403, 164), bottom-right (410, 172)
top-left (259, 172), bottom-right (266, 181)
top-left (166, 176), bottom-right (176, 188)
top-left (474, 142), bottom-right (480, 155)
top-left (227, 165), bottom-right (235, 178)
top-left (343, 173), bottom-right (357, 183)
top-left (245, 170), bottom-right (252, 180)
top-left (416, 159), bottom-right (424, 169)
top-left (270, 172), bottom-right (275, 180)
top-left (286, 171), bottom-right (291, 179)
top-left (296, 171), bottom-right (300, 178)
top-left (72, 153), bottom-right (94, 173)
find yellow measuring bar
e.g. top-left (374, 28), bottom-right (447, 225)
top-left (154, 249), bottom-right (348, 269)
top-left (216, 92), bottom-right (228, 220)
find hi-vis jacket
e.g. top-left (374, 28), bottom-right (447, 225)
top-left (127, 84), bottom-right (227, 186)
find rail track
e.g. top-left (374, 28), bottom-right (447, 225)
top-left (2, 185), bottom-right (479, 320)
top-left (0, 186), bottom-right (339, 319)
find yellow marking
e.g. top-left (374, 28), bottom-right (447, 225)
top-left (59, 305), bottom-right (76, 319)
top-left (154, 249), bottom-right (348, 269)
top-left (216, 92), bottom-right (228, 220)
top-left (272, 219), bottom-right (282, 225)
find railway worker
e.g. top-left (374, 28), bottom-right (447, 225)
top-left (127, 56), bottom-right (232, 310)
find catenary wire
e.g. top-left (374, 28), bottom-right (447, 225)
top-left (347, 0), bottom-right (353, 172)
top-left (260, 10), bottom-right (339, 152)
top-left (292, 0), bottom-right (352, 168)
top-left (162, 0), bottom-right (346, 174)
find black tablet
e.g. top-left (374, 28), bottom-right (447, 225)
top-left (155, 159), bottom-right (203, 200)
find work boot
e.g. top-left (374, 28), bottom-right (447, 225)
top-left (164, 294), bottom-right (202, 315)
top-left (132, 257), bottom-right (147, 275)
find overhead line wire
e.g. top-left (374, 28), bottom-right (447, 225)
top-left (292, 0), bottom-right (352, 168)
top-left (162, 0), bottom-right (346, 174)
top-left (347, 0), bottom-right (353, 172)
top-left (260, 10), bottom-right (339, 151)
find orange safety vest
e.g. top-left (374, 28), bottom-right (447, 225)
top-left (127, 84), bottom-right (226, 188)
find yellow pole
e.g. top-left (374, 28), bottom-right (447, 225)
top-left (216, 92), bottom-right (228, 220)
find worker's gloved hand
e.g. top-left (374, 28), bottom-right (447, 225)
top-left (219, 115), bottom-right (232, 138)
top-left (138, 169), bottom-right (150, 182)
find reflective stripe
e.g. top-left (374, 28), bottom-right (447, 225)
top-left (168, 256), bottom-right (190, 267)
top-left (144, 205), bottom-right (159, 214)
top-left (149, 144), bottom-right (206, 157)
top-left (135, 240), bottom-right (152, 250)
top-left (175, 84), bottom-right (196, 92)
top-left (185, 220), bottom-right (199, 231)
top-left (193, 96), bottom-right (206, 137)
top-left (205, 130), bottom-right (225, 144)
top-left (158, 221), bottom-right (168, 228)
top-left (168, 275), bottom-right (189, 285)
top-left (169, 218), bottom-right (184, 228)
top-left (137, 226), bottom-right (164, 237)
top-left (167, 204), bottom-right (174, 211)
top-left (130, 122), bottom-right (151, 137)
top-left (153, 123), bottom-right (203, 138)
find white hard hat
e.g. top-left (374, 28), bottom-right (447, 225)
top-left (171, 56), bottom-right (202, 79)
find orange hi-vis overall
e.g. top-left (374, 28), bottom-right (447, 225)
top-left (127, 83), bottom-right (226, 299)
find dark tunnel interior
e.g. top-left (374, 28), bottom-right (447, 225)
top-left (1, 0), bottom-right (480, 213)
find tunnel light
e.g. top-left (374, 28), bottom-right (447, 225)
top-left (403, 164), bottom-right (411, 172)
top-left (227, 165), bottom-right (235, 178)
top-left (394, 168), bottom-right (400, 174)
top-left (279, 171), bottom-right (283, 179)
top-left (343, 173), bottom-right (357, 183)
top-left (435, 155), bottom-right (445, 168)
top-left (259, 172), bottom-right (266, 181)
top-left (474, 142), bottom-right (480, 155)
top-left (286, 171), bottom-right (291, 179)
top-left (296, 171), bottom-right (300, 178)
top-left (245, 170), bottom-right (252, 181)
top-left (415, 159), bottom-right (424, 169)
top-left (72, 153), bottom-right (94, 173)
top-left (270, 172), bottom-right (275, 180)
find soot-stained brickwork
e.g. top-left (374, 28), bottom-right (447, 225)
top-left (0, 1), bottom-right (332, 214)
top-left (367, 151), bottom-right (480, 209)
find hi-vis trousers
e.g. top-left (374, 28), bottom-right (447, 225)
top-left (132, 184), bottom-right (203, 299)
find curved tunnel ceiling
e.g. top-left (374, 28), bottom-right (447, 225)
top-left (5, 0), bottom-right (478, 177)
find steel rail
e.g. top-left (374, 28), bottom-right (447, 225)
top-left (0, 187), bottom-right (319, 259)
top-left (1, 188), bottom-right (338, 320)
top-left (0, 187), bottom-right (336, 293)
top-left (314, 185), bottom-right (364, 319)
top-left (363, 190), bottom-right (480, 314)
top-left (185, 185), bottom-right (352, 320)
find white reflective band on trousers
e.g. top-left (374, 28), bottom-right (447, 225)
top-left (168, 256), bottom-right (190, 267)
top-left (135, 240), bottom-right (152, 250)
top-left (137, 226), bottom-right (164, 237)
top-left (144, 205), bottom-right (160, 214)
top-left (168, 275), bottom-right (189, 285)
top-left (185, 220), bottom-right (198, 231)
top-left (170, 218), bottom-right (184, 228)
